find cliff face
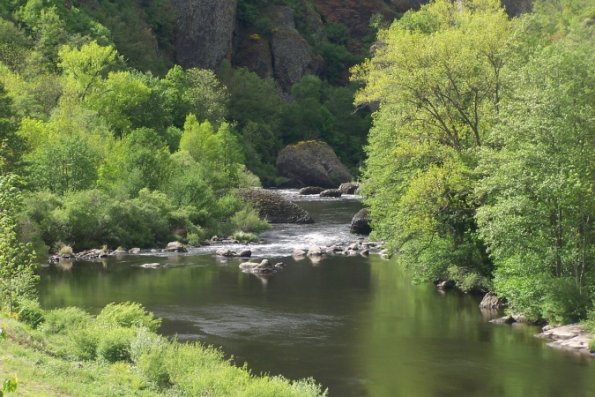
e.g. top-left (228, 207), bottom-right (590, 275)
top-left (171, 0), bottom-right (237, 69)
top-left (116, 0), bottom-right (532, 88)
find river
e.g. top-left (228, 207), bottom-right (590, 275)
top-left (38, 191), bottom-right (595, 397)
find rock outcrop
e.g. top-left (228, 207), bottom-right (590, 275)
top-left (320, 189), bottom-right (342, 198)
top-left (276, 141), bottom-right (352, 188)
top-left (339, 182), bottom-right (360, 195)
top-left (479, 292), bottom-right (506, 309)
top-left (269, 6), bottom-right (322, 91)
top-left (299, 186), bottom-right (325, 195)
top-left (537, 324), bottom-right (594, 356)
top-left (238, 188), bottom-right (313, 224)
top-left (172, 0), bottom-right (237, 69)
top-left (350, 208), bottom-right (371, 235)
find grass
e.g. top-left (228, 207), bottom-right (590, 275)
top-left (0, 304), bottom-right (327, 397)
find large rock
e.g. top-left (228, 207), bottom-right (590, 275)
top-left (238, 188), bottom-right (313, 224)
top-left (299, 186), bottom-right (325, 195)
top-left (479, 292), bottom-right (505, 309)
top-left (172, 0), bottom-right (237, 69)
top-left (268, 6), bottom-right (321, 91)
top-left (165, 241), bottom-right (187, 252)
top-left (276, 141), bottom-right (352, 188)
top-left (537, 324), bottom-right (594, 356)
top-left (339, 182), bottom-right (360, 195)
top-left (350, 208), bottom-right (371, 235)
top-left (320, 189), bottom-right (342, 198)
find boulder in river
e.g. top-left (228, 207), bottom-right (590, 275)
top-left (238, 188), bottom-right (313, 224)
top-left (216, 248), bottom-right (237, 257)
top-left (239, 259), bottom-right (280, 276)
top-left (299, 186), bottom-right (325, 195)
top-left (165, 241), bottom-right (187, 253)
top-left (128, 248), bottom-right (141, 255)
top-left (339, 182), bottom-right (360, 195)
top-left (276, 141), bottom-right (352, 188)
top-left (320, 189), bottom-right (342, 198)
top-left (479, 292), bottom-right (506, 309)
top-left (307, 245), bottom-right (323, 257)
top-left (350, 209), bottom-right (372, 235)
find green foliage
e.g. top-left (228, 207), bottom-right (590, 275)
top-left (96, 326), bottom-right (135, 363)
top-left (231, 207), bottom-right (271, 234)
top-left (356, 0), bottom-right (593, 323)
top-left (0, 174), bottom-right (38, 313)
top-left (1, 376), bottom-right (17, 395)
top-left (96, 302), bottom-right (161, 332)
top-left (27, 132), bottom-right (100, 193)
top-left (232, 231), bottom-right (259, 244)
top-left (77, 0), bottom-right (174, 74)
top-left (130, 327), bottom-right (171, 387)
top-left (476, 10), bottom-right (594, 322)
top-left (40, 307), bottom-right (92, 334)
top-left (281, 75), bottom-right (370, 170)
top-left (354, 0), bottom-right (507, 285)
top-left (15, 299), bottom-right (44, 328)
top-left (0, 83), bottom-right (24, 172)
top-left (98, 128), bottom-right (171, 195)
top-left (1, 303), bottom-right (327, 396)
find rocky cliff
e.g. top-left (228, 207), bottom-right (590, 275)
top-left (81, 0), bottom-right (532, 89)
top-left (172, 0), bottom-right (238, 69)
top-left (169, 0), bottom-right (532, 89)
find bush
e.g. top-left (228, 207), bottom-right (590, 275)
top-left (16, 299), bottom-right (44, 328)
top-left (96, 302), bottom-right (161, 332)
top-left (131, 328), bottom-right (171, 387)
top-left (232, 231), bottom-right (259, 243)
top-left (71, 328), bottom-right (99, 360)
top-left (231, 207), bottom-right (270, 233)
top-left (58, 244), bottom-right (74, 257)
top-left (41, 307), bottom-right (92, 334)
top-left (97, 326), bottom-right (135, 363)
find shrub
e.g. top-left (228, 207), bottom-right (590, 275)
top-left (41, 307), bottom-right (92, 334)
top-left (231, 207), bottom-right (270, 233)
top-left (71, 327), bottom-right (99, 360)
top-left (232, 231), bottom-right (259, 244)
top-left (186, 230), bottom-right (204, 246)
top-left (96, 302), bottom-right (161, 332)
top-left (58, 244), bottom-right (74, 257)
top-left (97, 326), bottom-right (135, 363)
top-left (131, 328), bottom-right (171, 387)
top-left (16, 299), bottom-right (44, 328)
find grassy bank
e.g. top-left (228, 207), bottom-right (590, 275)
top-left (0, 303), bottom-right (326, 397)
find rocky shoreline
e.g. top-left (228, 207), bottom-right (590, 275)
top-left (479, 295), bottom-right (595, 357)
top-left (537, 324), bottom-right (594, 357)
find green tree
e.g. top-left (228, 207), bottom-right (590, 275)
top-left (0, 83), bottom-right (24, 172)
top-left (353, 0), bottom-right (511, 288)
top-left (0, 174), bottom-right (38, 313)
top-left (98, 128), bottom-right (172, 195)
top-left (58, 41), bottom-right (120, 100)
top-left (27, 132), bottom-right (100, 193)
top-left (476, 13), bottom-right (594, 322)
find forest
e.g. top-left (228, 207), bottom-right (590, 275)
top-left (0, 0), bottom-right (593, 396)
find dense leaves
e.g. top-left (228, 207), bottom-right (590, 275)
top-left (356, 0), bottom-right (594, 321)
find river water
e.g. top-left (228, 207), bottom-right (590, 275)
top-left (38, 191), bottom-right (594, 397)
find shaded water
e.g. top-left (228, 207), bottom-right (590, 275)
top-left (38, 192), bottom-right (594, 397)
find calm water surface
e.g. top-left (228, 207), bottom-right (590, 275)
top-left (39, 191), bottom-right (594, 397)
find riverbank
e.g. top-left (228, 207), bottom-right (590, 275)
top-left (537, 324), bottom-right (595, 357)
top-left (0, 307), bottom-right (326, 397)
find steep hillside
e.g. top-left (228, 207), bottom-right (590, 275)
top-left (70, 0), bottom-right (533, 88)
